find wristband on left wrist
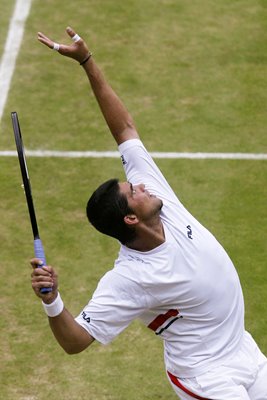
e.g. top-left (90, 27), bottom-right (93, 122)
top-left (42, 292), bottom-right (64, 317)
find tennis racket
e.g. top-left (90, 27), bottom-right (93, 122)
top-left (12, 111), bottom-right (51, 294)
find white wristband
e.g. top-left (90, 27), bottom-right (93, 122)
top-left (42, 292), bottom-right (64, 317)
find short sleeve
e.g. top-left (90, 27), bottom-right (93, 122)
top-left (75, 270), bottom-right (148, 344)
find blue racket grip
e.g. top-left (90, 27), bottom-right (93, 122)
top-left (34, 238), bottom-right (52, 294)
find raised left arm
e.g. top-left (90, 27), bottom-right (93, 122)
top-left (38, 27), bottom-right (139, 145)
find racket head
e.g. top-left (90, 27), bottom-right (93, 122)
top-left (11, 112), bottom-right (39, 239)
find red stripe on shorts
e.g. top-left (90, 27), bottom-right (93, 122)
top-left (167, 371), bottom-right (211, 400)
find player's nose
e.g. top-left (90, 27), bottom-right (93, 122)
top-left (138, 183), bottom-right (145, 192)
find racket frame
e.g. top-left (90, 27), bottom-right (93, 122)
top-left (12, 111), bottom-right (51, 294)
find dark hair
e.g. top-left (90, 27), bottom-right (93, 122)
top-left (86, 178), bottom-right (136, 244)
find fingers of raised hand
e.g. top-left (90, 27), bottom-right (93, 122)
top-left (37, 32), bottom-right (63, 52)
top-left (37, 32), bottom-right (55, 49)
top-left (37, 27), bottom-right (89, 63)
top-left (37, 27), bottom-right (81, 50)
top-left (37, 29), bottom-right (77, 47)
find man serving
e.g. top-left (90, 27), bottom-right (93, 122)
top-left (31, 27), bottom-right (267, 399)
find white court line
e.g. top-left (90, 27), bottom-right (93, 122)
top-left (0, 150), bottom-right (266, 160)
top-left (0, 0), bottom-right (32, 121)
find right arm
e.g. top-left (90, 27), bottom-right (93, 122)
top-left (31, 259), bottom-right (94, 354)
top-left (37, 27), bottom-right (139, 145)
top-left (48, 306), bottom-right (94, 355)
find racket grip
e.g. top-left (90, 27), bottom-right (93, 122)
top-left (34, 238), bottom-right (52, 293)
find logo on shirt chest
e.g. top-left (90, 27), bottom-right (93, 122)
top-left (148, 309), bottom-right (183, 336)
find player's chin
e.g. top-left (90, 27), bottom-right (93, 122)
top-left (153, 197), bottom-right (163, 211)
top-left (149, 195), bottom-right (163, 213)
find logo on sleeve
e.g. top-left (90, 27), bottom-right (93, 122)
top-left (121, 155), bottom-right (127, 165)
top-left (82, 311), bottom-right (91, 324)
top-left (187, 225), bottom-right (193, 239)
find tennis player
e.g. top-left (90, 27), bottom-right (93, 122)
top-left (31, 27), bottom-right (267, 399)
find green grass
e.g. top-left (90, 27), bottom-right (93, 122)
top-left (0, 0), bottom-right (15, 56)
top-left (0, 0), bottom-right (267, 399)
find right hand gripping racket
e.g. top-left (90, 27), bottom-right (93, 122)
top-left (12, 111), bottom-right (52, 293)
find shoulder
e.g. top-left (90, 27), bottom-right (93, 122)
top-left (92, 268), bottom-right (150, 309)
top-left (96, 268), bottom-right (144, 294)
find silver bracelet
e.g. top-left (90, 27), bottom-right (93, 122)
top-left (42, 292), bottom-right (64, 317)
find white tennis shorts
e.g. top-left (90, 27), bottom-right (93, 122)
top-left (167, 331), bottom-right (267, 400)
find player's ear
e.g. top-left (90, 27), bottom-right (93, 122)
top-left (124, 214), bottom-right (138, 226)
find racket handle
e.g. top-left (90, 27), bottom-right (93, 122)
top-left (34, 238), bottom-right (52, 294)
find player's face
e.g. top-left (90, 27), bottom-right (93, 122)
top-left (119, 181), bottom-right (163, 222)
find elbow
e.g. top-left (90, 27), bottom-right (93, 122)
top-left (116, 123), bottom-right (139, 145)
top-left (63, 348), bottom-right (82, 356)
top-left (63, 344), bottom-right (85, 355)
top-left (61, 339), bottom-right (92, 355)
top-left (54, 327), bottom-right (94, 354)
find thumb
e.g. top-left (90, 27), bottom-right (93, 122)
top-left (30, 258), bottom-right (44, 269)
top-left (66, 26), bottom-right (78, 40)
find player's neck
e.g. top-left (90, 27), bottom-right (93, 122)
top-left (125, 220), bottom-right (165, 252)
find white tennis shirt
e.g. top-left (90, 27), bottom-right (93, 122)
top-left (76, 139), bottom-right (245, 378)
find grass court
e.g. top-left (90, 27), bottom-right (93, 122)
top-left (0, 1), bottom-right (266, 399)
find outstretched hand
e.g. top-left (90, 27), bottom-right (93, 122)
top-left (37, 27), bottom-right (91, 64)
